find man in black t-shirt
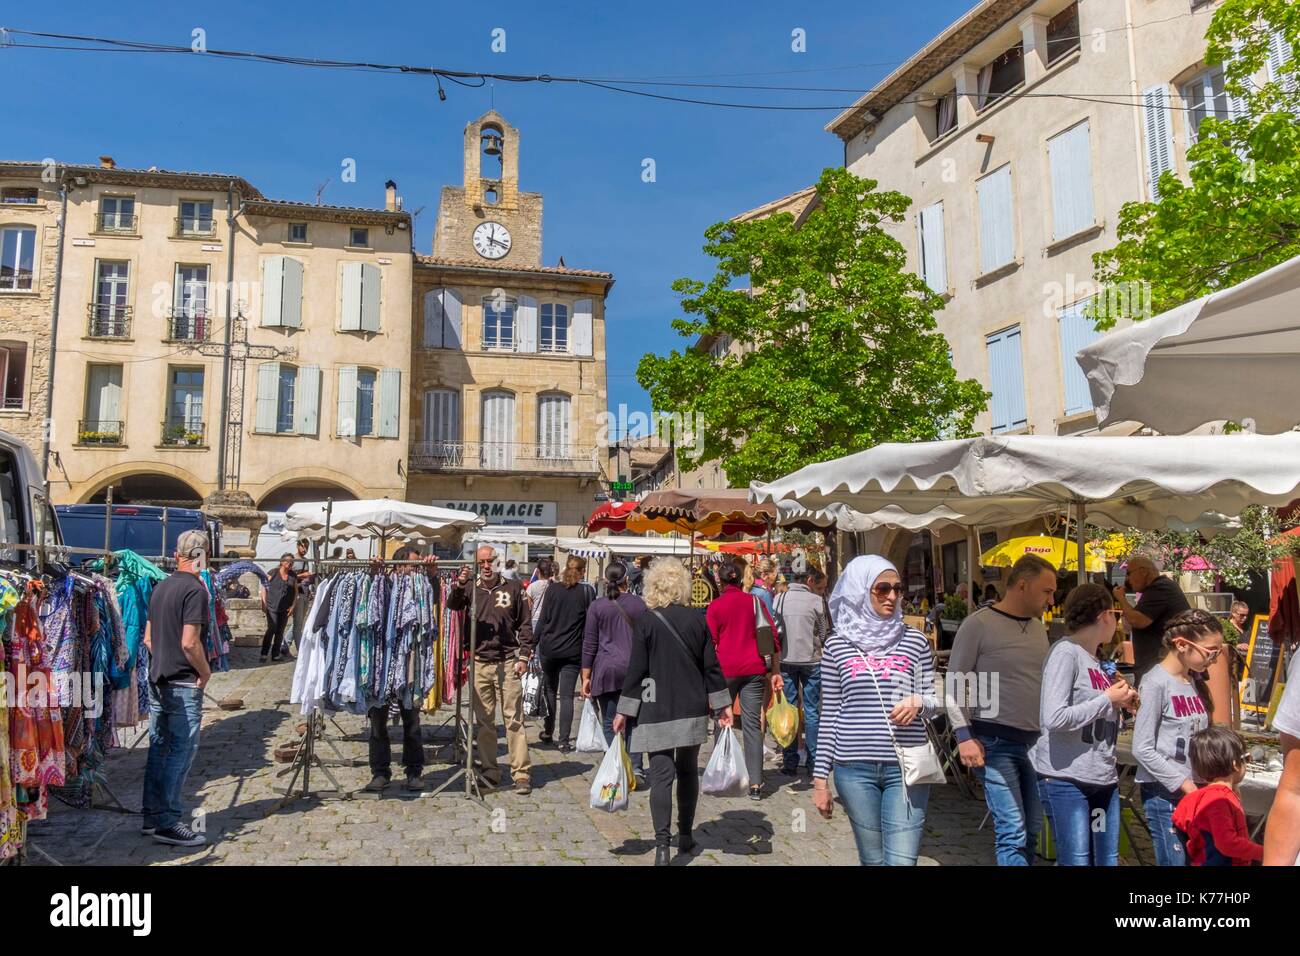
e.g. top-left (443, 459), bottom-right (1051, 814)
top-left (1115, 553), bottom-right (1190, 683)
top-left (260, 554), bottom-right (298, 662)
top-left (289, 538), bottom-right (315, 655)
top-left (142, 529), bottom-right (212, 847)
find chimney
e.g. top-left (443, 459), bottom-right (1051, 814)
top-left (99, 155), bottom-right (116, 169)
top-left (384, 179), bottom-right (397, 212)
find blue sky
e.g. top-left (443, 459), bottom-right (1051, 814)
top-left (3, 0), bottom-right (972, 422)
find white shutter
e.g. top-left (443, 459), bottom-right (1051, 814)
top-left (986, 327), bottom-right (1027, 434)
top-left (336, 365), bottom-right (358, 437)
top-left (1048, 121), bottom-right (1095, 241)
top-left (538, 394), bottom-right (571, 458)
top-left (255, 362), bottom-right (280, 433)
top-left (918, 202), bottom-right (947, 293)
top-left (517, 295), bottom-right (538, 353)
top-left (1142, 84), bottom-right (1176, 201)
top-left (340, 262), bottom-right (363, 331)
top-left (481, 391), bottom-right (515, 469)
top-left (977, 165), bottom-right (1014, 274)
top-left (281, 258), bottom-right (304, 329)
top-left (572, 299), bottom-right (594, 356)
top-left (360, 263), bottom-right (381, 332)
top-left (424, 389), bottom-right (460, 443)
top-left (377, 368), bottom-right (401, 438)
top-left (423, 289), bottom-right (444, 348)
top-left (1268, 29), bottom-right (1294, 81)
top-left (261, 256), bottom-right (285, 327)
top-left (442, 288), bottom-right (463, 349)
top-left (294, 365), bottom-right (320, 435)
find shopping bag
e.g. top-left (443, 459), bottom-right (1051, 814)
top-left (766, 690), bottom-right (799, 749)
top-left (576, 698), bottom-right (607, 752)
top-left (522, 657), bottom-right (549, 719)
top-left (589, 734), bottom-right (630, 812)
top-left (701, 728), bottom-right (749, 797)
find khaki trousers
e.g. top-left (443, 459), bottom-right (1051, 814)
top-left (472, 658), bottom-right (531, 783)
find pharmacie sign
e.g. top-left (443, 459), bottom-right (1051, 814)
top-left (438, 500), bottom-right (556, 527)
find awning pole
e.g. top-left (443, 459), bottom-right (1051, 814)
top-left (322, 498), bottom-right (333, 574)
top-left (1076, 500), bottom-right (1087, 586)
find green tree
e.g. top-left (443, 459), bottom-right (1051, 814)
top-left (1091, 0), bottom-right (1299, 327)
top-left (635, 167), bottom-right (987, 486)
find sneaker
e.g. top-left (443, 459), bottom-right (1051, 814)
top-left (365, 774), bottom-right (390, 792)
top-left (152, 823), bottom-right (205, 847)
top-left (749, 785), bottom-right (763, 802)
top-left (404, 772), bottom-right (426, 792)
top-left (514, 777), bottom-right (532, 795)
top-left (557, 741), bottom-right (574, 755)
top-left (141, 825), bottom-right (156, 837)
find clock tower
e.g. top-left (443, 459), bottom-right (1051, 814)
top-left (432, 110), bottom-right (543, 267)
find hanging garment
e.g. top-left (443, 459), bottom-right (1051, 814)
top-left (290, 576), bottom-right (339, 716)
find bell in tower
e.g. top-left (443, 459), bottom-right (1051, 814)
top-left (481, 130), bottom-right (503, 157)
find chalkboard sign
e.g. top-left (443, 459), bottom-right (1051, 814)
top-left (1241, 614), bottom-right (1283, 714)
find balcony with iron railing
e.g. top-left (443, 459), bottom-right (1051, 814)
top-left (174, 217), bottom-right (217, 238)
top-left (409, 440), bottom-right (601, 476)
top-left (77, 419), bottom-right (125, 446)
top-left (166, 307), bottom-right (212, 342)
top-left (86, 303), bottom-right (132, 338)
top-left (93, 212), bottom-right (138, 235)
top-left (160, 420), bottom-right (206, 447)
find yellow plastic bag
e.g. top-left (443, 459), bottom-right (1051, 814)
top-left (767, 690), bottom-right (799, 749)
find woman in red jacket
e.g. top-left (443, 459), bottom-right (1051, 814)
top-left (705, 557), bottom-right (782, 800)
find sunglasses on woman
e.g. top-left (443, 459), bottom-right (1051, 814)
top-left (1178, 637), bottom-right (1222, 662)
top-left (872, 583), bottom-right (906, 597)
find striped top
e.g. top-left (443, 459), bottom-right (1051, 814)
top-left (813, 629), bottom-right (940, 779)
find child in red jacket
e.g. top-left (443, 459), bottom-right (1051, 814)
top-left (1173, 726), bottom-right (1263, 866)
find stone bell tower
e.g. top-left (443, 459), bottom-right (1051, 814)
top-left (432, 110), bottom-right (543, 267)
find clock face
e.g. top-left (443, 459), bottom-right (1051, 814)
top-left (473, 221), bottom-right (512, 260)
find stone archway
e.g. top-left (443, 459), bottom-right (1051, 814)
top-left (257, 481), bottom-right (359, 513)
top-left (85, 472), bottom-right (205, 508)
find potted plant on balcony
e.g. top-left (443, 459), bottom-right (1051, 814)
top-left (78, 428), bottom-right (118, 445)
top-left (163, 423), bottom-right (195, 446)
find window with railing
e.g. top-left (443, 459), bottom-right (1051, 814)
top-left (538, 393), bottom-right (572, 460)
top-left (163, 367), bottom-right (205, 446)
top-left (0, 226), bottom-right (36, 291)
top-left (482, 296), bottom-right (516, 351)
top-left (89, 261), bottom-right (131, 336)
top-left (176, 200), bottom-right (215, 237)
top-left (540, 303), bottom-right (569, 353)
top-left (169, 264), bottom-right (211, 340)
top-left (82, 364), bottom-right (124, 444)
top-left (1, 187), bottom-right (38, 205)
top-left (97, 196), bottom-right (137, 233)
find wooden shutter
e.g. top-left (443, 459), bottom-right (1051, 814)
top-left (336, 365), bottom-right (358, 437)
top-left (442, 288), bottom-right (463, 349)
top-left (1268, 29), bottom-right (1294, 81)
top-left (517, 295), bottom-right (538, 353)
top-left (572, 299), bottom-right (594, 356)
top-left (281, 258), bottom-right (304, 329)
top-left (1048, 120), bottom-right (1094, 241)
top-left (986, 327), bottom-right (1027, 434)
top-left (377, 368), bottom-right (401, 438)
top-left (977, 165), bottom-right (1014, 274)
top-left (255, 362), bottom-right (280, 432)
top-left (261, 256), bottom-right (285, 327)
top-left (1142, 84), bottom-right (1175, 201)
top-left (918, 202), bottom-right (947, 293)
top-left (340, 262), bottom-right (363, 331)
top-left (360, 263), bottom-right (381, 332)
top-left (1057, 302), bottom-right (1103, 416)
top-left (424, 389), bottom-right (460, 443)
top-left (294, 365), bottom-right (320, 435)
top-left (538, 394), bottom-right (571, 458)
top-left (423, 289), bottom-right (444, 348)
top-left (481, 391), bottom-right (515, 469)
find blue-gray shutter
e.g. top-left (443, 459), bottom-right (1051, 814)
top-left (255, 361), bottom-right (280, 432)
top-left (517, 295), bottom-right (538, 352)
top-left (442, 288), bottom-right (463, 349)
top-left (261, 256), bottom-right (285, 327)
top-left (977, 165), bottom-right (1014, 273)
top-left (423, 289), bottom-right (444, 347)
top-left (360, 263), bottom-right (381, 332)
top-left (1048, 121), bottom-right (1094, 241)
top-left (377, 368), bottom-right (401, 438)
top-left (918, 202), bottom-right (947, 293)
top-left (1058, 301), bottom-right (1103, 417)
top-left (281, 258), bottom-right (304, 329)
top-left (1142, 84), bottom-right (1175, 201)
top-left (294, 365), bottom-right (320, 435)
top-left (572, 299), bottom-right (593, 356)
top-left (336, 365), bottom-right (358, 437)
top-left (986, 327), bottom-right (1027, 434)
top-left (340, 262), bottom-right (363, 331)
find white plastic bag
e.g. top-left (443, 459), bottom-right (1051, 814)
top-left (589, 734), bottom-right (630, 812)
top-left (576, 697), bottom-right (607, 752)
top-left (701, 728), bottom-right (749, 797)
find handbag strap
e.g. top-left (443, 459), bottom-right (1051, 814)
top-left (854, 648), bottom-right (908, 763)
top-left (650, 608), bottom-right (698, 669)
top-left (610, 594), bottom-right (637, 633)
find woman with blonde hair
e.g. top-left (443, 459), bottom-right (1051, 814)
top-left (614, 558), bottom-right (732, 866)
top-left (535, 555), bottom-right (595, 752)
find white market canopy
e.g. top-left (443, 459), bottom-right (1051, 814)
top-left (284, 499), bottom-right (484, 543)
top-left (559, 534), bottom-right (709, 559)
top-left (476, 526), bottom-right (557, 547)
top-left (776, 500), bottom-right (962, 533)
top-left (749, 433), bottom-right (1300, 533)
top-left (1075, 252), bottom-right (1300, 434)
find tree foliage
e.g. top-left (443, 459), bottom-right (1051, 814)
top-left (1091, 0), bottom-right (1300, 328)
top-left (635, 167), bottom-right (987, 486)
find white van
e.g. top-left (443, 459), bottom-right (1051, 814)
top-left (0, 428), bottom-right (61, 568)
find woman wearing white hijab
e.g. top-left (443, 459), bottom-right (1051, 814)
top-left (811, 555), bottom-right (940, 865)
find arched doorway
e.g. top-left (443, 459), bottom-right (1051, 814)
top-left (88, 473), bottom-right (204, 508)
top-left (257, 482), bottom-right (358, 513)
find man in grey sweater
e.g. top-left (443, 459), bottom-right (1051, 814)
top-left (773, 571), bottom-right (829, 776)
top-left (946, 554), bottom-right (1057, 866)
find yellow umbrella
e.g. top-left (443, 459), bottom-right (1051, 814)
top-left (980, 535), bottom-right (1108, 573)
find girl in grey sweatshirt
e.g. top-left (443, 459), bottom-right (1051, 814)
top-left (1134, 609), bottom-right (1224, 865)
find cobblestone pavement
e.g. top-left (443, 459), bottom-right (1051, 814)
top-left (30, 646), bottom-right (996, 866)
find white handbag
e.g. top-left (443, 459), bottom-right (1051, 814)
top-left (857, 650), bottom-right (947, 788)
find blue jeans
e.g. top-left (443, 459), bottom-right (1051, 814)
top-left (596, 690), bottom-right (642, 773)
top-left (973, 735), bottom-right (1042, 866)
top-left (780, 662), bottom-right (820, 772)
top-left (833, 760), bottom-right (930, 866)
top-left (142, 682), bottom-right (203, 830)
top-left (1038, 777), bottom-right (1120, 866)
top-left (1141, 783), bottom-right (1188, 867)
